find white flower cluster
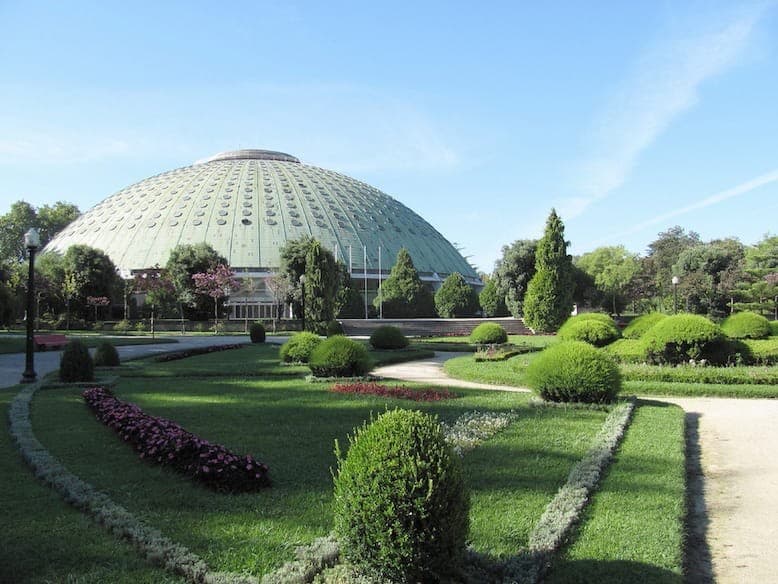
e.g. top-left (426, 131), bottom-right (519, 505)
top-left (442, 410), bottom-right (520, 456)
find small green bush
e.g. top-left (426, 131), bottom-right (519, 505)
top-left (249, 322), bottom-right (266, 343)
top-left (326, 320), bottom-right (344, 337)
top-left (309, 336), bottom-right (372, 377)
top-left (622, 313), bottom-right (667, 339)
top-left (743, 338), bottom-right (778, 365)
top-left (642, 314), bottom-right (723, 365)
top-left (279, 331), bottom-right (322, 363)
top-left (93, 341), bottom-right (120, 367)
top-left (525, 341), bottom-right (621, 403)
top-left (602, 338), bottom-right (646, 364)
top-left (369, 325), bottom-right (409, 349)
top-left (558, 314), bottom-right (620, 347)
top-left (469, 322), bottom-right (508, 345)
top-left (333, 409), bottom-right (469, 583)
top-left (721, 311), bottom-right (771, 340)
top-left (59, 340), bottom-right (95, 382)
top-left (112, 319), bottom-right (131, 334)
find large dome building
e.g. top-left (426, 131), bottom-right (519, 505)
top-left (46, 149), bottom-right (480, 319)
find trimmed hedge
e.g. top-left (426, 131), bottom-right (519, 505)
top-left (94, 341), bottom-right (120, 367)
top-left (279, 332), bottom-right (322, 363)
top-left (744, 338), bottom-right (778, 365)
top-left (621, 363), bottom-right (778, 385)
top-left (622, 313), bottom-right (667, 339)
top-left (369, 325), bottom-right (409, 350)
top-left (249, 322), bottom-right (266, 343)
top-left (558, 314), bottom-right (620, 347)
top-left (469, 322), bottom-right (508, 345)
top-left (333, 409), bottom-right (469, 582)
top-left (526, 341), bottom-right (621, 403)
top-left (59, 340), bottom-right (95, 382)
top-left (721, 311), bottom-right (771, 340)
top-left (602, 338), bottom-right (646, 364)
top-left (309, 336), bottom-right (372, 377)
top-left (642, 314), bottom-right (722, 365)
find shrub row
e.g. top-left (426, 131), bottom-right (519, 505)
top-left (621, 363), bottom-right (778, 385)
top-left (330, 382), bottom-right (458, 401)
top-left (604, 336), bottom-right (778, 366)
top-left (153, 343), bottom-right (245, 362)
top-left (82, 387), bottom-right (271, 493)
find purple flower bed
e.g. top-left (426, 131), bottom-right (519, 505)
top-left (83, 387), bottom-right (271, 492)
top-left (330, 382), bottom-right (458, 401)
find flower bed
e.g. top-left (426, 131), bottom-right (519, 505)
top-left (152, 343), bottom-right (245, 362)
top-left (82, 387), bottom-right (270, 492)
top-left (330, 382), bottom-right (458, 401)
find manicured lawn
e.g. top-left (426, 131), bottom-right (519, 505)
top-left (546, 400), bottom-right (685, 584)
top-left (443, 352), bottom-right (538, 386)
top-left (2, 341), bottom-right (686, 582)
top-left (413, 334), bottom-right (556, 352)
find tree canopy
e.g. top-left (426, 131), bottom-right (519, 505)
top-left (435, 272), bottom-right (479, 318)
top-left (493, 239), bottom-right (537, 317)
top-left (0, 200), bottom-right (80, 264)
top-left (376, 248), bottom-right (435, 318)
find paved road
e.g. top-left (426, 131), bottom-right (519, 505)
top-left (0, 335), bottom-right (284, 389)
top-left (376, 353), bottom-right (778, 584)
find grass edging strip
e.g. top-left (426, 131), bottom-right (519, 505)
top-left (504, 399), bottom-right (636, 583)
top-left (7, 381), bottom-right (259, 584)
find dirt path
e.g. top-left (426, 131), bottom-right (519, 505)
top-left (374, 354), bottom-right (778, 584)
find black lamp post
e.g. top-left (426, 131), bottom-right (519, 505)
top-left (299, 274), bottom-right (306, 332)
top-left (671, 276), bottom-right (679, 315)
top-left (20, 228), bottom-right (40, 384)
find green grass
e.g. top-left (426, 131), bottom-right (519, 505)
top-left (443, 352), bottom-right (538, 387)
top-left (412, 334), bottom-right (556, 352)
top-left (546, 400), bottom-right (685, 584)
top-left (624, 380), bottom-right (778, 398)
top-left (0, 388), bottom-right (181, 583)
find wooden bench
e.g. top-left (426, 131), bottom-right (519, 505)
top-left (33, 334), bottom-right (69, 351)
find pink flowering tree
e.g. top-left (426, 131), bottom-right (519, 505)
top-left (192, 264), bottom-right (240, 333)
top-left (134, 269), bottom-right (175, 337)
top-left (86, 295), bottom-right (111, 323)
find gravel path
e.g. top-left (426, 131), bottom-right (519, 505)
top-left (375, 353), bottom-right (778, 584)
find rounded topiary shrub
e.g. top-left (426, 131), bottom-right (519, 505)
top-left (93, 341), bottom-right (120, 367)
top-left (557, 314), bottom-right (620, 347)
top-left (326, 320), bottom-right (345, 337)
top-left (59, 340), bottom-right (95, 382)
top-left (279, 331), bottom-right (322, 363)
top-left (469, 322), bottom-right (508, 345)
top-left (249, 322), bottom-right (266, 343)
top-left (309, 336), bottom-right (372, 377)
top-left (721, 311), bottom-right (771, 340)
top-left (333, 409), bottom-right (469, 583)
top-left (642, 314), bottom-right (722, 365)
top-left (622, 313), bottom-right (667, 339)
top-left (369, 325), bottom-right (409, 349)
top-left (602, 338), bottom-right (646, 364)
top-left (526, 341), bottom-right (621, 403)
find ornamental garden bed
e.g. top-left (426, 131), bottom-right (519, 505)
top-left (3, 342), bottom-right (684, 583)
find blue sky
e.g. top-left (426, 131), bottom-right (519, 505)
top-left (1, 1), bottom-right (776, 273)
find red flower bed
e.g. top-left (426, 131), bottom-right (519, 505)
top-left (330, 382), bottom-right (458, 401)
top-left (82, 387), bottom-right (270, 492)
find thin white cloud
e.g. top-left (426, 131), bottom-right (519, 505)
top-left (0, 133), bottom-right (134, 164)
top-left (595, 168), bottom-right (778, 243)
top-left (563, 5), bottom-right (767, 219)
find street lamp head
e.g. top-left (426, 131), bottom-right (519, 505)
top-left (24, 228), bottom-right (40, 250)
top-left (671, 276), bottom-right (680, 286)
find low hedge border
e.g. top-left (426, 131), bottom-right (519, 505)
top-left (152, 343), bottom-right (247, 362)
top-left (442, 410), bottom-right (519, 456)
top-left (8, 382), bottom-right (259, 584)
top-left (330, 382), bottom-right (459, 402)
top-left (622, 363), bottom-right (778, 385)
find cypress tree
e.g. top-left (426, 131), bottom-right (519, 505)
top-left (304, 240), bottom-right (339, 333)
top-left (434, 272), bottom-right (479, 317)
top-left (523, 209), bottom-right (575, 332)
top-left (376, 248), bottom-right (436, 317)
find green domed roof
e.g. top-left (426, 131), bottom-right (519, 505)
top-left (45, 150), bottom-right (478, 282)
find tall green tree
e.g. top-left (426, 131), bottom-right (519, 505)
top-left (279, 235), bottom-right (317, 319)
top-left (0, 200), bottom-right (80, 264)
top-left (376, 248), bottom-right (435, 318)
top-left (493, 239), bottom-right (537, 317)
top-left (644, 226), bottom-right (700, 299)
top-left (435, 272), bottom-right (479, 318)
top-left (165, 243), bottom-right (226, 320)
top-left (303, 240), bottom-right (340, 332)
top-left (523, 209), bottom-right (575, 332)
top-left (479, 277), bottom-right (508, 317)
top-left (61, 245), bottom-right (119, 322)
top-left (576, 245), bottom-right (640, 315)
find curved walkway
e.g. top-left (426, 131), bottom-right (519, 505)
top-left (374, 352), bottom-right (778, 584)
